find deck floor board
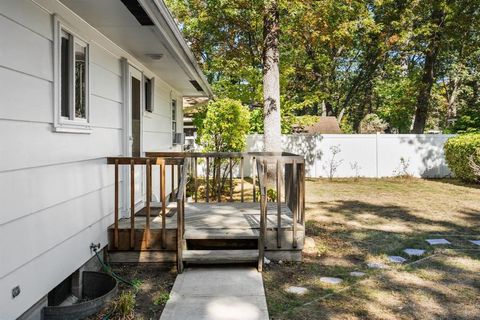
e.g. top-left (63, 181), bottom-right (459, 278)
top-left (112, 202), bottom-right (302, 230)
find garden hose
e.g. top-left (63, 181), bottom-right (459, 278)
top-left (92, 248), bottom-right (136, 287)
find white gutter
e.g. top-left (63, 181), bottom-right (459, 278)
top-left (138, 0), bottom-right (214, 98)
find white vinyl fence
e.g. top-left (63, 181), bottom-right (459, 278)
top-left (247, 134), bottom-right (455, 178)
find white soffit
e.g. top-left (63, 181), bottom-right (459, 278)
top-left (59, 0), bottom-right (212, 97)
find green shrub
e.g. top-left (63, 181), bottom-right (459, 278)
top-left (444, 134), bottom-right (480, 182)
top-left (193, 98), bottom-right (250, 152)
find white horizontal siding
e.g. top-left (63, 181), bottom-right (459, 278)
top-left (0, 158), bottom-right (116, 226)
top-left (90, 63), bottom-right (123, 103)
top-left (0, 0), bottom-right (52, 40)
top-left (0, 13), bottom-right (52, 81)
top-left (89, 94), bottom-right (123, 129)
top-left (0, 184), bottom-right (115, 279)
top-left (143, 132), bottom-right (172, 152)
top-left (0, 66), bottom-right (53, 124)
top-left (89, 43), bottom-right (122, 76)
top-left (0, 121), bottom-right (122, 172)
top-left (143, 113), bottom-right (171, 133)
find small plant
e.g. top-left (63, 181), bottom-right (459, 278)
top-left (350, 161), bottom-right (362, 181)
top-left (131, 279), bottom-right (143, 292)
top-left (323, 145), bottom-right (343, 180)
top-left (111, 290), bottom-right (136, 319)
top-left (153, 291), bottom-right (170, 306)
top-left (394, 157), bottom-right (412, 178)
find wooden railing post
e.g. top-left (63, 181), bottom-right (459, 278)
top-left (292, 160), bottom-right (297, 248)
top-left (130, 160), bottom-right (135, 249)
top-left (300, 163), bottom-right (305, 225)
top-left (217, 157), bottom-right (221, 202)
top-left (229, 157), bottom-right (233, 202)
top-left (157, 158), bottom-right (166, 249)
top-left (194, 157), bottom-right (198, 202)
top-left (177, 197), bottom-right (184, 273)
top-left (114, 159), bottom-right (119, 249)
top-left (170, 164), bottom-right (175, 201)
top-left (276, 160), bottom-right (282, 248)
top-left (252, 157), bottom-right (256, 202)
top-left (145, 159), bottom-right (151, 249)
top-left (240, 157), bottom-right (244, 202)
top-left (206, 157), bottom-right (210, 202)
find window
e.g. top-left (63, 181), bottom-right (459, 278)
top-left (54, 16), bottom-right (90, 133)
top-left (144, 77), bottom-right (153, 112)
top-left (172, 99), bottom-right (177, 144)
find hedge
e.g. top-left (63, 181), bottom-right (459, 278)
top-left (444, 133), bottom-right (480, 182)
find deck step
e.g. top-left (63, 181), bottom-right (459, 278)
top-left (182, 249), bottom-right (259, 264)
top-left (185, 229), bottom-right (259, 240)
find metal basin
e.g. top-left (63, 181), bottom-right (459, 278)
top-left (43, 271), bottom-right (118, 320)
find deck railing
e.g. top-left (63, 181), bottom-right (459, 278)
top-left (108, 152), bottom-right (304, 272)
top-left (146, 152), bottom-right (305, 271)
top-left (106, 156), bottom-right (185, 251)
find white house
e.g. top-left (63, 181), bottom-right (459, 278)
top-left (0, 0), bottom-right (212, 318)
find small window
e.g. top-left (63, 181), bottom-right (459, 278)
top-left (54, 16), bottom-right (90, 133)
top-left (144, 77), bottom-right (153, 112)
top-left (172, 99), bottom-right (177, 144)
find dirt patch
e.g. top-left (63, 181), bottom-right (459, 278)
top-left (89, 263), bottom-right (176, 320)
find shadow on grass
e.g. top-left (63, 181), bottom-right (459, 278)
top-left (425, 178), bottom-right (480, 189)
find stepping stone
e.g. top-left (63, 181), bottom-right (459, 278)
top-left (367, 262), bottom-right (388, 269)
top-left (349, 271), bottom-right (366, 277)
top-left (388, 256), bottom-right (407, 264)
top-left (285, 286), bottom-right (308, 295)
top-left (426, 239), bottom-right (451, 245)
top-left (319, 277), bottom-right (343, 285)
top-left (404, 248), bottom-right (425, 256)
top-left (469, 240), bottom-right (480, 246)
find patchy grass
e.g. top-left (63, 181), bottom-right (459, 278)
top-left (264, 178), bottom-right (480, 319)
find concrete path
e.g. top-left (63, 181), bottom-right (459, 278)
top-left (160, 267), bottom-right (269, 320)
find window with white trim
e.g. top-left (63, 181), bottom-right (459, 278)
top-left (172, 99), bottom-right (177, 145)
top-left (54, 17), bottom-right (90, 133)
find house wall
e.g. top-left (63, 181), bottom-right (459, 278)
top-left (247, 134), bottom-right (454, 178)
top-left (0, 1), bottom-right (183, 319)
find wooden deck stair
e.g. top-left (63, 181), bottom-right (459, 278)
top-left (182, 227), bottom-right (260, 265)
top-left (182, 250), bottom-right (259, 264)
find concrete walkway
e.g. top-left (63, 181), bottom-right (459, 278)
top-left (160, 267), bottom-right (269, 320)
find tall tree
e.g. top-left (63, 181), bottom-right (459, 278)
top-left (412, 2), bottom-right (445, 133)
top-left (263, 0), bottom-right (281, 152)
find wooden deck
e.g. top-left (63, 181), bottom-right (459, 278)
top-left (112, 202), bottom-right (302, 230)
top-left (107, 202), bottom-right (304, 261)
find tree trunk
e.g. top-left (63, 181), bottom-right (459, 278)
top-left (412, 6), bottom-right (444, 133)
top-left (263, 0), bottom-right (281, 153)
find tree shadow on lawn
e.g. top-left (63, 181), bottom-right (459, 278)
top-left (309, 199), bottom-right (479, 235)
top-left (426, 178), bottom-right (480, 190)
top-left (265, 243), bottom-right (480, 320)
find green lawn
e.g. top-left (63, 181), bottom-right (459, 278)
top-left (264, 178), bottom-right (480, 319)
